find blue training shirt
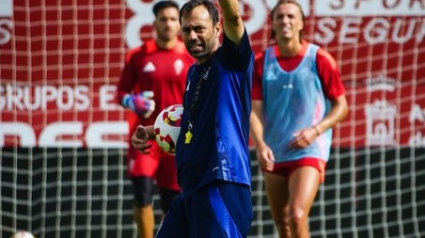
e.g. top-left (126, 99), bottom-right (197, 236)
top-left (176, 30), bottom-right (254, 196)
top-left (262, 44), bottom-right (333, 163)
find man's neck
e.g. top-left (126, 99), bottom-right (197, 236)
top-left (156, 38), bottom-right (178, 50)
top-left (196, 41), bottom-right (220, 65)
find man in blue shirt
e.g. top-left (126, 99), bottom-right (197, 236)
top-left (131, 0), bottom-right (254, 237)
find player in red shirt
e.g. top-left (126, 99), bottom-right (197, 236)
top-left (250, 1), bottom-right (348, 237)
top-left (116, 1), bottom-right (194, 238)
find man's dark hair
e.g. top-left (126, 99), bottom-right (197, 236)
top-left (153, 1), bottom-right (180, 17)
top-left (179, 0), bottom-right (219, 25)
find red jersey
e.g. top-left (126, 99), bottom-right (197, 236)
top-left (117, 40), bottom-right (194, 183)
top-left (117, 40), bottom-right (194, 138)
top-left (252, 41), bottom-right (346, 101)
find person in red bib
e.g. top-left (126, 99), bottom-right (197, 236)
top-left (116, 1), bottom-right (194, 238)
top-left (250, 1), bottom-right (349, 237)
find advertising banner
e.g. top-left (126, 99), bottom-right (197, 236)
top-left (1, 0), bottom-right (424, 147)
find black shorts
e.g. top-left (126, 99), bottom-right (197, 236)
top-left (131, 176), bottom-right (180, 213)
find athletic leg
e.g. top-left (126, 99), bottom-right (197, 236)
top-left (156, 151), bottom-right (181, 215)
top-left (132, 176), bottom-right (156, 238)
top-left (286, 166), bottom-right (320, 238)
top-left (265, 158), bottom-right (326, 238)
top-left (128, 144), bottom-right (162, 238)
top-left (264, 172), bottom-right (291, 238)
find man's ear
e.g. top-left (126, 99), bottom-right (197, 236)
top-left (153, 19), bottom-right (158, 29)
top-left (214, 22), bottom-right (222, 38)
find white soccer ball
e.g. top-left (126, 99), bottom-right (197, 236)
top-left (10, 231), bottom-right (35, 238)
top-left (154, 104), bottom-right (184, 154)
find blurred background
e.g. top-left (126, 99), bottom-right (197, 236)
top-left (1, 0), bottom-right (424, 237)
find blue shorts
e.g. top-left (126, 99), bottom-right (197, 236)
top-left (155, 180), bottom-right (253, 238)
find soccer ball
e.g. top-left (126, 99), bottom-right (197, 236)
top-left (10, 231), bottom-right (35, 238)
top-left (154, 104), bottom-right (184, 154)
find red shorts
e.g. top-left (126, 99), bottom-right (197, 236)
top-left (267, 157), bottom-right (327, 183)
top-left (127, 141), bottom-right (180, 191)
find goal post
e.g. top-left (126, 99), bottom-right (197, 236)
top-left (1, 1), bottom-right (425, 238)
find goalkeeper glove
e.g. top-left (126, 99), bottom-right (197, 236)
top-left (122, 91), bottom-right (156, 118)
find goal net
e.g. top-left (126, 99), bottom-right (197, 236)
top-left (1, 0), bottom-right (425, 238)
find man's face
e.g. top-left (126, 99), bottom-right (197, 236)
top-left (180, 5), bottom-right (220, 61)
top-left (272, 3), bottom-right (303, 41)
top-left (154, 7), bottom-right (181, 41)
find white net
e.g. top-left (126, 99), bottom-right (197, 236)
top-left (1, 0), bottom-right (425, 238)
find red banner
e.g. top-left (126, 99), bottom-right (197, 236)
top-left (1, 0), bottom-right (424, 147)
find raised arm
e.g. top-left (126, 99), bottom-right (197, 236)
top-left (217, 0), bottom-right (245, 44)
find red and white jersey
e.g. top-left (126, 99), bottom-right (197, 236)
top-left (117, 40), bottom-right (194, 137)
